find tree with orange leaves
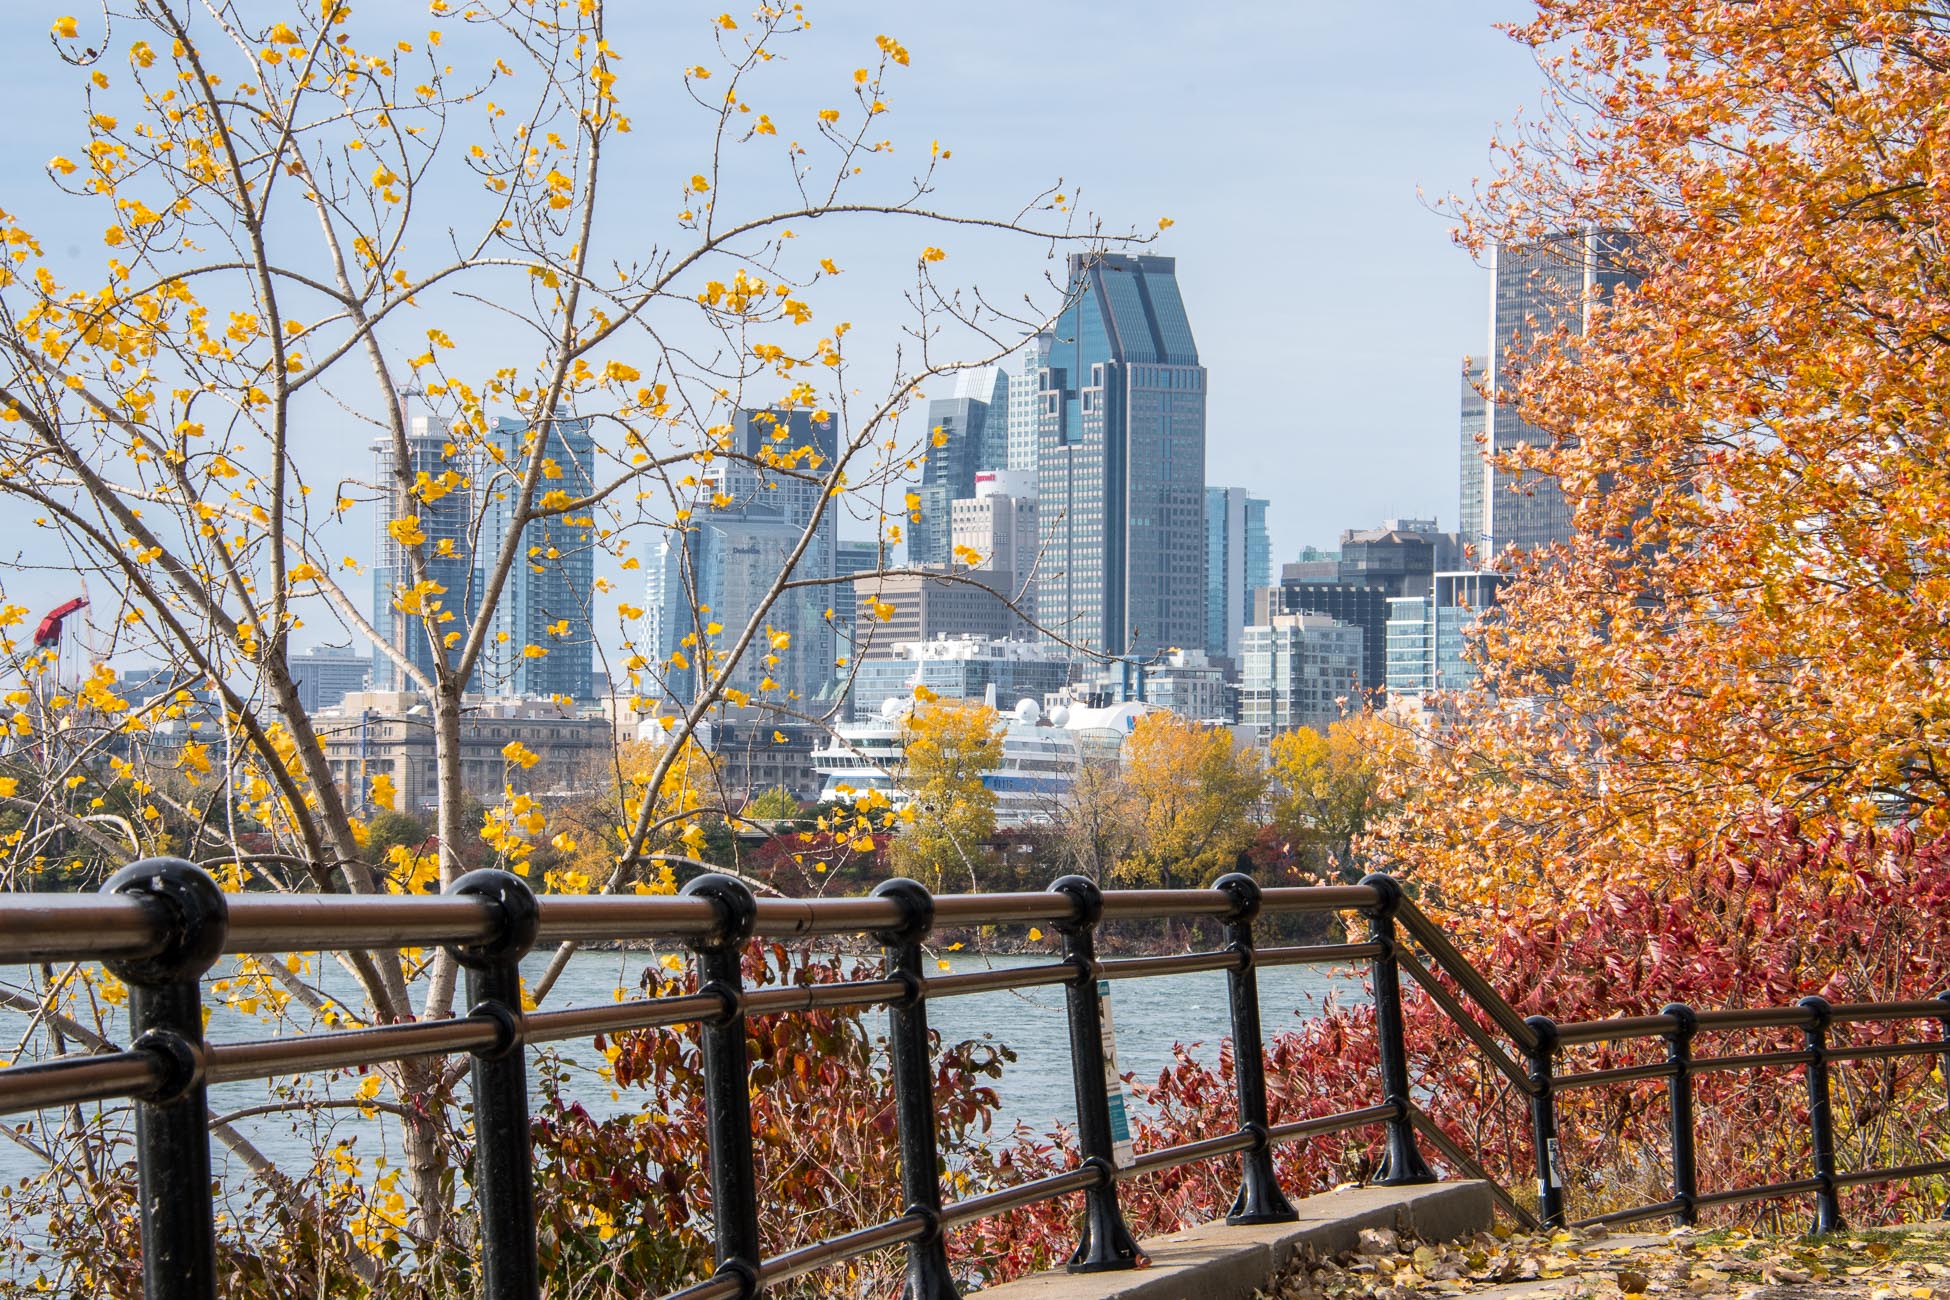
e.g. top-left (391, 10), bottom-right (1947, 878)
top-left (1377, 2), bottom-right (1950, 910)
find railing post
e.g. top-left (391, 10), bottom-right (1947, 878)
top-left (1360, 873), bottom-right (1434, 1185)
top-left (871, 878), bottom-right (961, 1300)
top-left (1214, 872), bottom-right (1297, 1223)
top-left (1799, 995), bottom-right (1845, 1233)
top-left (1523, 1014), bottom-right (1566, 1229)
top-left (1660, 1003), bottom-right (1698, 1227)
top-left (445, 869), bottom-right (541, 1300)
top-left (103, 859), bottom-right (227, 1300)
top-left (1048, 875), bottom-right (1143, 1273)
top-left (682, 873), bottom-right (763, 1297)
top-left (1936, 989), bottom-right (1950, 1221)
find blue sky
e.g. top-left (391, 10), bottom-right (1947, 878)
top-left (843, 1), bottom-right (1540, 557)
top-left (0, 1), bottom-right (1540, 646)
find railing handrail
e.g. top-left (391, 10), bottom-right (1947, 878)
top-left (0, 879), bottom-right (1383, 965)
top-left (0, 860), bottom-right (1946, 1300)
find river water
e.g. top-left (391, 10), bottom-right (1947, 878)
top-left (0, 947), bottom-right (1367, 1232)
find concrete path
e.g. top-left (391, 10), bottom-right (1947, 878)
top-left (1259, 1221), bottom-right (1950, 1300)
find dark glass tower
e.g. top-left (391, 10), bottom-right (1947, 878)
top-left (1036, 253), bottom-right (1206, 657)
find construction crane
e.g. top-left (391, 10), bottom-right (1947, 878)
top-left (32, 597), bottom-right (88, 650)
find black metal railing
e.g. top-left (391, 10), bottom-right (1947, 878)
top-left (1384, 895), bottom-right (1950, 1235)
top-left (1, 859), bottom-right (1948, 1300)
top-left (0, 861), bottom-right (1408, 1299)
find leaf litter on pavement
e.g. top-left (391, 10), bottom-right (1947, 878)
top-left (1257, 1222), bottom-right (1950, 1300)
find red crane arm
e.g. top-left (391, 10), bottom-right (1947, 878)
top-left (32, 597), bottom-right (88, 649)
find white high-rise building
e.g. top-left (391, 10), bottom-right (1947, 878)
top-left (1239, 613), bottom-right (1364, 736)
top-left (950, 469), bottom-right (1040, 624)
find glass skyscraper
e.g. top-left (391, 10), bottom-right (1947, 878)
top-left (1245, 495), bottom-right (1271, 597)
top-left (1457, 362), bottom-right (1488, 556)
top-left (644, 409), bottom-right (841, 706)
top-left (480, 415), bottom-right (599, 700)
top-left (911, 367), bottom-right (1007, 567)
top-left (1036, 254), bottom-right (1206, 658)
top-left (371, 417), bottom-right (478, 692)
top-left (1474, 230), bottom-right (1635, 555)
top-left (1005, 334), bottom-right (1050, 474)
top-left (1204, 485), bottom-right (1263, 663)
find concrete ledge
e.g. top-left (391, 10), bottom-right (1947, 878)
top-left (973, 1181), bottom-right (1493, 1299)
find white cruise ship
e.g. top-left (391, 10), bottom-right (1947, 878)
top-left (812, 697), bottom-right (1103, 828)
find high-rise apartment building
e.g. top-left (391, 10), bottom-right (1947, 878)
top-left (1239, 613), bottom-right (1365, 736)
top-left (371, 417), bottom-right (477, 692)
top-left (644, 409), bottom-right (841, 707)
top-left (1036, 253), bottom-right (1206, 658)
top-left (479, 415), bottom-right (598, 700)
top-left (1470, 230), bottom-right (1635, 555)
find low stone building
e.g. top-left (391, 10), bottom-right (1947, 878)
top-left (316, 691), bottom-right (613, 812)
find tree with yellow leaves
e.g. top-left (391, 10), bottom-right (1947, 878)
top-left (888, 699), bottom-right (1004, 892)
top-left (1374, 1), bottom-right (1950, 912)
top-left (1114, 712), bottom-right (1265, 891)
top-left (0, 0), bottom-right (1142, 1277)
top-left (1266, 714), bottom-right (1401, 884)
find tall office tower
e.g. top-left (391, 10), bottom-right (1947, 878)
top-left (1475, 230), bottom-right (1635, 555)
top-left (1205, 486), bottom-right (1249, 663)
top-left (479, 415), bottom-right (598, 700)
top-left (372, 416), bottom-right (478, 692)
top-left (645, 409), bottom-right (841, 706)
top-left (292, 647), bottom-right (372, 714)
top-left (1036, 254), bottom-right (1207, 658)
top-left (950, 469), bottom-right (1039, 624)
top-left (964, 366), bottom-right (1011, 473)
top-left (911, 367), bottom-right (1008, 567)
top-left (1457, 362), bottom-right (1488, 556)
top-left (1006, 333), bottom-right (1051, 473)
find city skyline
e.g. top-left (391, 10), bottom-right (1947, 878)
top-left (0, 2), bottom-right (1538, 645)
